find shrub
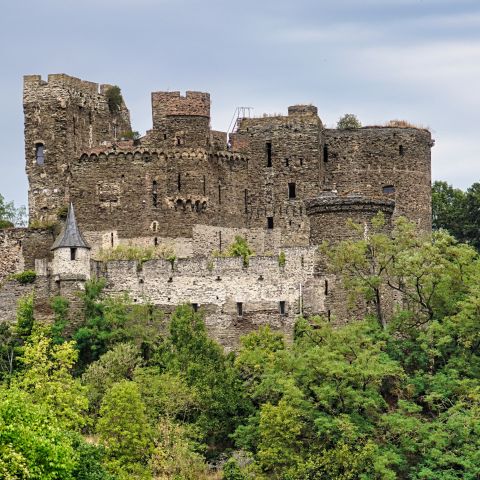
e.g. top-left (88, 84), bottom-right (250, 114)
top-left (96, 244), bottom-right (176, 264)
top-left (11, 270), bottom-right (36, 285)
top-left (278, 251), bottom-right (286, 267)
top-left (105, 86), bottom-right (123, 113)
top-left (120, 130), bottom-right (141, 140)
top-left (0, 219), bottom-right (14, 229)
top-left (225, 236), bottom-right (254, 267)
top-left (337, 114), bottom-right (362, 129)
top-left (57, 205), bottom-right (69, 221)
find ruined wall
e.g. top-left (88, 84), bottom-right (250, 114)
top-left (0, 228), bottom-right (55, 281)
top-left (324, 127), bottom-right (432, 231)
top-left (231, 106), bottom-right (325, 247)
top-left (99, 247), bottom-right (324, 348)
top-left (69, 148), bottom-right (248, 242)
top-left (24, 74), bottom-right (131, 222)
top-left (146, 91), bottom-right (211, 149)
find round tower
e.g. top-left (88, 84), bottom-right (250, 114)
top-left (305, 191), bottom-right (395, 245)
top-left (51, 203), bottom-right (91, 279)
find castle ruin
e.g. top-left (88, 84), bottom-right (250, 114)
top-left (0, 73), bottom-right (433, 347)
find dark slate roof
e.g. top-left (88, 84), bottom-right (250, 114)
top-left (51, 203), bottom-right (90, 250)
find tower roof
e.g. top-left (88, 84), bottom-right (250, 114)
top-left (51, 203), bottom-right (90, 251)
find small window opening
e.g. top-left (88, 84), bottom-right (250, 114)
top-left (111, 232), bottom-right (114, 247)
top-left (163, 133), bottom-right (167, 140)
top-left (383, 185), bottom-right (395, 194)
top-left (324, 279), bottom-right (329, 295)
top-left (219, 231), bottom-right (222, 252)
top-left (300, 158), bottom-right (303, 166)
top-left (70, 247), bottom-right (77, 261)
top-left (177, 137), bottom-right (181, 146)
top-left (399, 145), bottom-right (404, 156)
top-left (152, 222), bottom-right (158, 232)
top-left (285, 158), bottom-right (289, 167)
top-left (288, 182), bottom-right (296, 199)
top-left (218, 184), bottom-right (222, 204)
top-left (237, 302), bottom-right (243, 316)
top-left (244, 189), bottom-right (248, 213)
top-left (267, 217), bottom-right (274, 230)
top-left (35, 143), bottom-right (45, 165)
top-left (323, 144), bottom-right (329, 162)
top-left (266, 142), bottom-right (272, 167)
top-left (152, 180), bottom-right (158, 207)
top-left (177, 173), bottom-right (181, 192)
top-left (301, 255), bottom-right (304, 267)
top-left (192, 303), bottom-right (199, 312)
top-left (203, 175), bottom-right (206, 195)
top-left (154, 237), bottom-right (158, 246)
top-left (327, 310), bottom-right (331, 322)
top-left (279, 301), bottom-right (286, 315)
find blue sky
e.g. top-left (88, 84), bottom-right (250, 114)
top-left (1, 0), bottom-right (479, 208)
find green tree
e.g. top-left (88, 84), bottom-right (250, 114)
top-left (0, 387), bottom-right (77, 480)
top-left (97, 380), bottom-right (153, 477)
top-left (432, 180), bottom-right (466, 240)
top-left (15, 331), bottom-right (89, 430)
top-left (105, 86), bottom-right (123, 114)
top-left (82, 342), bottom-right (142, 412)
top-left (152, 305), bottom-right (249, 452)
top-left (0, 193), bottom-right (26, 228)
top-left (149, 417), bottom-right (210, 480)
top-left (337, 113), bottom-right (362, 129)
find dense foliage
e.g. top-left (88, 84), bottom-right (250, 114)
top-left (2, 213), bottom-right (480, 478)
top-left (432, 180), bottom-right (480, 250)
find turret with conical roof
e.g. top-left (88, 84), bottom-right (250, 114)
top-left (51, 203), bottom-right (91, 279)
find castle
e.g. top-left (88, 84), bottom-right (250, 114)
top-left (0, 73), bottom-right (433, 347)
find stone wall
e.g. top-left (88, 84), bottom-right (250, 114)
top-left (99, 246), bottom-right (323, 348)
top-left (324, 127), bottom-right (432, 231)
top-left (0, 227), bottom-right (55, 281)
top-left (24, 74), bottom-right (131, 222)
top-left (69, 148), bottom-right (249, 241)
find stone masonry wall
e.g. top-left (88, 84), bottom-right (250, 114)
top-left (324, 127), bottom-right (432, 231)
top-left (99, 247), bottom-right (324, 348)
top-left (24, 74), bottom-right (131, 222)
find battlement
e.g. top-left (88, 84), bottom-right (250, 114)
top-left (23, 73), bottom-right (115, 96)
top-left (152, 90), bottom-right (210, 128)
top-left (288, 104), bottom-right (318, 117)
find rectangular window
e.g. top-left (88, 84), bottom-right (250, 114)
top-left (288, 182), bottom-right (296, 199)
top-left (324, 279), bottom-right (329, 295)
top-left (279, 301), bottom-right (286, 315)
top-left (383, 185), bottom-right (395, 194)
top-left (266, 142), bottom-right (272, 167)
top-left (70, 248), bottom-right (77, 261)
top-left (192, 303), bottom-right (199, 312)
top-left (237, 302), bottom-right (243, 316)
top-left (267, 217), bottom-right (274, 229)
top-left (35, 144), bottom-right (45, 165)
top-left (323, 144), bottom-right (329, 162)
top-left (399, 145), bottom-right (404, 156)
top-left (152, 180), bottom-right (158, 207)
top-left (244, 189), bottom-right (248, 213)
top-left (177, 173), bottom-right (181, 192)
top-left (218, 184), bottom-right (222, 204)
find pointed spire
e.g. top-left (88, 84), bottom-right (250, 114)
top-left (51, 203), bottom-right (90, 251)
